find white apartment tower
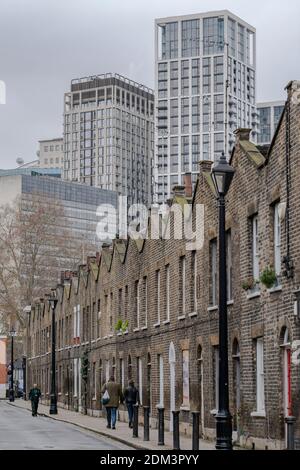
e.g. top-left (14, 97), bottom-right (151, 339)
top-left (63, 74), bottom-right (154, 207)
top-left (155, 10), bottom-right (257, 202)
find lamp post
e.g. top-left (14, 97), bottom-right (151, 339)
top-left (47, 290), bottom-right (58, 415)
top-left (23, 305), bottom-right (31, 401)
top-left (211, 152), bottom-right (235, 451)
top-left (8, 327), bottom-right (17, 402)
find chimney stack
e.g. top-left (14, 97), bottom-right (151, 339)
top-left (183, 173), bottom-right (193, 198)
top-left (234, 128), bottom-right (251, 143)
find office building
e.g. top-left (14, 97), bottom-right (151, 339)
top-left (0, 174), bottom-right (118, 263)
top-left (37, 138), bottom-right (64, 169)
top-left (63, 73), bottom-right (154, 207)
top-left (257, 101), bottom-right (285, 145)
top-left (155, 10), bottom-right (257, 202)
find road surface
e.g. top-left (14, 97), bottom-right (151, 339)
top-left (0, 401), bottom-right (132, 450)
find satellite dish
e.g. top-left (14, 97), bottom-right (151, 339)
top-left (16, 157), bottom-right (24, 166)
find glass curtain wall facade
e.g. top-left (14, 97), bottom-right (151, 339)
top-left (63, 74), bottom-right (154, 207)
top-left (257, 101), bottom-right (285, 145)
top-left (20, 175), bottom-right (118, 247)
top-left (155, 11), bottom-right (257, 203)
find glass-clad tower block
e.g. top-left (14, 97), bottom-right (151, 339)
top-left (63, 74), bottom-right (154, 207)
top-left (155, 10), bottom-right (257, 203)
top-left (257, 101), bottom-right (285, 146)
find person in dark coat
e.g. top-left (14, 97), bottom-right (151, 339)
top-left (101, 376), bottom-right (123, 429)
top-left (123, 380), bottom-right (140, 428)
top-left (29, 384), bottom-right (41, 416)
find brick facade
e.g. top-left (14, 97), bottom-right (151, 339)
top-left (26, 81), bottom-right (300, 449)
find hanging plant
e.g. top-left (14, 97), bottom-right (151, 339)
top-left (260, 267), bottom-right (277, 289)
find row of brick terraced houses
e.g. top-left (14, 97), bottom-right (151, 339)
top-left (26, 81), bottom-right (300, 449)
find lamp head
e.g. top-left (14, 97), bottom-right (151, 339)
top-left (48, 289), bottom-right (58, 310)
top-left (211, 152), bottom-right (235, 197)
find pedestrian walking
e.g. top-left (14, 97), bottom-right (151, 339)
top-left (29, 383), bottom-right (41, 417)
top-left (101, 375), bottom-right (123, 430)
top-left (123, 380), bottom-right (140, 428)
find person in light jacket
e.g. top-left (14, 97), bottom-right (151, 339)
top-left (101, 375), bottom-right (123, 429)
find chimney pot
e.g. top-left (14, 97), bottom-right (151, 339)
top-left (199, 160), bottom-right (214, 174)
top-left (234, 128), bottom-right (251, 141)
top-left (172, 185), bottom-right (186, 197)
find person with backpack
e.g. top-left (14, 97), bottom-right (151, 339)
top-left (101, 375), bottom-right (123, 430)
top-left (29, 383), bottom-right (41, 416)
top-left (123, 380), bottom-right (140, 428)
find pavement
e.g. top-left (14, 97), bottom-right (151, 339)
top-left (0, 401), bottom-right (132, 450)
top-left (8, 399), bottom-right (215, 450)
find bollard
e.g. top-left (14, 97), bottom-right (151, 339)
top-left (157, 407), bottom-right (165, 446)
top-left (172, 411), bottom-right (180, 450)
top-left (143, 406), bottom-right (150, 441)
top-left (285, 416), bottom-right (296, 450)
top-left (133, 404), bottom-right (139, 438)
top-left (192, 411), bottom-right (200, 451)
top-left (252, 442), bottom-right (255, 450)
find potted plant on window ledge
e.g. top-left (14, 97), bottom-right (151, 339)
top-left (241, 277), bottom-right (259, 293)
top-left (260, 266), bottom-right (277, 290)
top-left (115, 319), bottom-right (129, 335)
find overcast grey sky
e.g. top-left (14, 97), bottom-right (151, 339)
top-left (0, 0), bottom-right (299, 168)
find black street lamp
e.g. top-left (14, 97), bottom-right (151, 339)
top-left (8, 327), bottom-right (17, 402)
top-left (211, 152), bottom-right (235, 451)
top-left (47, 290), bottom-right (58, 415)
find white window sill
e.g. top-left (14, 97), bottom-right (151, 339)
top-left (210, 409), bottom-right (218, 416)
top-left (92, 397), bottom-right (97, 401)
top-left (117, 332), bottom-right (123, 336)
top-left (108, 334), bottom-right (114, 338)
top-left (154, 322), bottom-right (161, 328)
top-left (163, 319), bottom-right (170, 325)
top-left (91, 340), bottom-right (96, 344)
top-left (208, 306), bottom-right (218, 312)
top-left (251, 411), bottom-right (266, 418)
top-left (133, 328), bottom-right (140, 333)
top-left (268, 286), bottom-right (282, 294)
top-left (103, 336), bottom-right (108, 339)
top-left (178, 315), bottom-right (186, 321)
top-left (141, 326), bottom-right (148, 331)
top-left (247, 291), bottom-right (261, 300)
top-left (180, 405), bottom-right (190, 411)
top-left (188, 312), bottom-right (197, 318)
top-left (227, 300), bottom-right (234, 306)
